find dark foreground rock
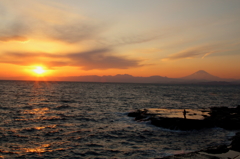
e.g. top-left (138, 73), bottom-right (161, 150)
top-left (128, 106), bottom-right (240, 158)
top-left (205, 106), bottom-right (240, 130)
top-left (157, 124), bottom-right (240, 159)
top-left (230, 132), bottom-right (240, 152)
top-left (161, 134), bottom-right (240, 159)
top-left (151, 118), bottom-right (213, 131)
top-left (128, 106), bottom-right (240, 130)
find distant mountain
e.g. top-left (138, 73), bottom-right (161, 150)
top-left (181, 70), bottom-right (223, 81)
top-left (51, 74), bottom-right (169, 83)
top-left (52, 74), bottom-right (178, 83)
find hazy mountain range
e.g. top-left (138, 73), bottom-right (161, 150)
top-left (52, 70), bottom-right (239, 84)
top-left (1, 70), bottom-right (240, 84)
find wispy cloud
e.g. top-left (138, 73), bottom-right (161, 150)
top-left (0, 0), bottom-right (160, 46)
top-left (98, 33), bottom-right (161, 47)
top-left (0, 35), bottom-right (28, 42)
top-left (0, 15), bottom-right (30, 42)
top-left (0, 48), bottom-right (143, 70)
top-left (0, 0), bottom-right (104, 44)
top-left (162, 45), bottom-right (218, 61)
top-left (49, 22), bottom-right (100, 43)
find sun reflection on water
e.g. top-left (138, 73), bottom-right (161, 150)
top-left (24, 107), bottom-right (49, 115)
top-left (34, 126), bottom-right (46, 130)
top-left (23, 144), bottom-right (52, 154)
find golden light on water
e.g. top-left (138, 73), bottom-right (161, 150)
top-left (24, 108), bottom-right (49, 115)
top-left (24, 144), bottom-right (52, 153)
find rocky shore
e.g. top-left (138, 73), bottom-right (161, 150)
top-left (128, 106), bottom-right (240, 158)
top-left (160, 132), bottom-right (240, 159)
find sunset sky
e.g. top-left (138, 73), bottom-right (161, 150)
top-left (1, 0), bottom-right (240, 80)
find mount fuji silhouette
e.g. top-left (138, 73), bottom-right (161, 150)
top-left (181, 70), bottom-right (222, 81)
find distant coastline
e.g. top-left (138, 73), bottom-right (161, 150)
top-left (1, 70), bottom-right (240, 84)
top-left (0, 79), bottom-right (240, 86)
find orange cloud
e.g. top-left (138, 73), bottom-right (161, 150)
top-left (0, 48), bottom-right (143, 70)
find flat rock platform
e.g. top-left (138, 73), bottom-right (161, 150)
top-left (128, 106), bottom-right (240, 130)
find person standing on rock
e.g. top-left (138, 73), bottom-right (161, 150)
top-left (183, 109), bottom-right (187, 119)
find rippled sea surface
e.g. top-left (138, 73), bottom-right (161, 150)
top-left (0, 81), bottom-right (240, 158)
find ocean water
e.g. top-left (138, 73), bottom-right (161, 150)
top-left (0, 81), bottom-right (240, 158)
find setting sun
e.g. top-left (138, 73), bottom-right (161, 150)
top-left (33, 66), bottom-right (46, 75)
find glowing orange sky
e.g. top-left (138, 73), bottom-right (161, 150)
top-left (1, 0), bottom-right (240, 80)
